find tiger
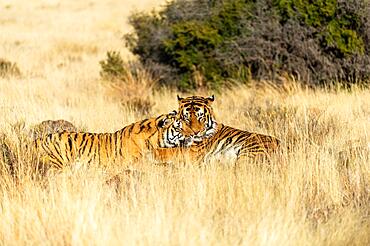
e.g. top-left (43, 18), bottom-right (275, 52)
top-left (34, 111), bottom-right (195, 169)
top-left (154, 96), bottom-right (280, 164)
top-left (176, 95), bottom-right (218, 141)
top-left (154, 124), bottom-right (281, 164)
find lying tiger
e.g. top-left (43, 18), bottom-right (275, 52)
top-left (154, 95), bottom-right (280, 164)
top-left (35, 95), bottom-right (280, 169)
top-left (155, 124), bottom-right (280, 164)
top-left (34, 111), bottom-right (194, 169)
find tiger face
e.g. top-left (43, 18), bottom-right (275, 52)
top-left (177, 95), bottom-right (218, 142)
top-left (157, 111), bottom-right (195, 147)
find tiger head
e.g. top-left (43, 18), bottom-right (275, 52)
top-left (177, 95), bottom-right (218, 142)
top-left (157, 110), bottom-right (195, 147)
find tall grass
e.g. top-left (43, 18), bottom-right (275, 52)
top-left (0, 0), bottom-right (369, 245)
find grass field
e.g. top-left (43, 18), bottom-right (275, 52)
top-left (1, 0), bottom-right (369, 245)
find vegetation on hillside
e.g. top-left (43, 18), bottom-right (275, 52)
top-left (101, 0), bottom-right (370, 90)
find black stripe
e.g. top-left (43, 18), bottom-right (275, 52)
top-left (51, 137), bottom-right (63, 158)
top-left (106, 134), bottom-right (112, 158)
top-left (68, 137), bottom-right (73, 152)
top-left (118, 133), bottom-right (123, 156)
top-left (218, 127), bottom-right (230, 137)
top-left (65, 136), bottom-right (73, 161)
top-left (113, 132), bottom-right (118, 157)
top-left (140, 119), bottom-right (149, 126)
top-left (97, 135), bottom-right (101, 164)
top-left (80, 133), bottom-right (91, 155)
top-left (49, 139), bottom-right (64, 166)
top-left (78, 133), bottom-right (88, 154)
top-left (104, 134), bottom-right (109, 161)
top-left (127, 124), bottom-right (135, 135)
top-left (50, 158), bottom-right (63, 169)
top-left (86, 137), bottom-right (94, 159)
top-left (139, 121), bottom-right (149, 132)
top-left (234, 133), bottom-right (247, 145)
top-left (73, 132), bottom-right (78, 142)
top-left (86, 135), bottom-right (95, 162)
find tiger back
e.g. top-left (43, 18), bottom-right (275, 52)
top-left (34, 111), bottom-right (194, 169)
top-left (155, 124), bottom-right (280, 164)
top-left (197, 124), bottom-right (280, 163)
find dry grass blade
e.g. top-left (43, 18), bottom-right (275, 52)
top-left (0, 0), bottom-right (369, 245)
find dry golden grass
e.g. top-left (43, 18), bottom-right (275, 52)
top-left (1, 0), bottom-right (370, 245)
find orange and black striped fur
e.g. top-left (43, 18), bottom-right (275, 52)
top-left (155, 124), bottom-right (280, 164)
top-left (34, 111), bottom-right (195, 169)
top-left (191, 124), bottom-right (280, 162)
top-left (177, 95), bottom-right (218, 141)
top-left (155, 96), bottom-right (280, 163)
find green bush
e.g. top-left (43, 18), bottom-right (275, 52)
top-left (121, 0), bottom-right (370, 90)
top-left (99, 51), bottom-right (125, 80)
top-left (164, 21), bottom-right (223, 88)
top-left (276, 0), bottom-right (365, 57)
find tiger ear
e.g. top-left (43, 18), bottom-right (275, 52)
top-left (158, 118), bottom-right (172, 128)
top-left (177, 95), bottom-right (184, 102)
top-left (169, 110), bottom-right (177, 116)
top-left (207, 95), bottom-right (215, 103)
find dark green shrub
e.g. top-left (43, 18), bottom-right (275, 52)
top-left (164, 21), bottom-right (223, 88)
top-left (99, 51), bottom-right (126, 79)
top-left (122, 0), bottom-right (370, 89)
top-left (275, 0), bottom-right (365, 57)
top-left (275, 0), bottom-right (337, 26)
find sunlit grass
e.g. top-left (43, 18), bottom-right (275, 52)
top-left (0, 0), bottom-right (369, 245)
